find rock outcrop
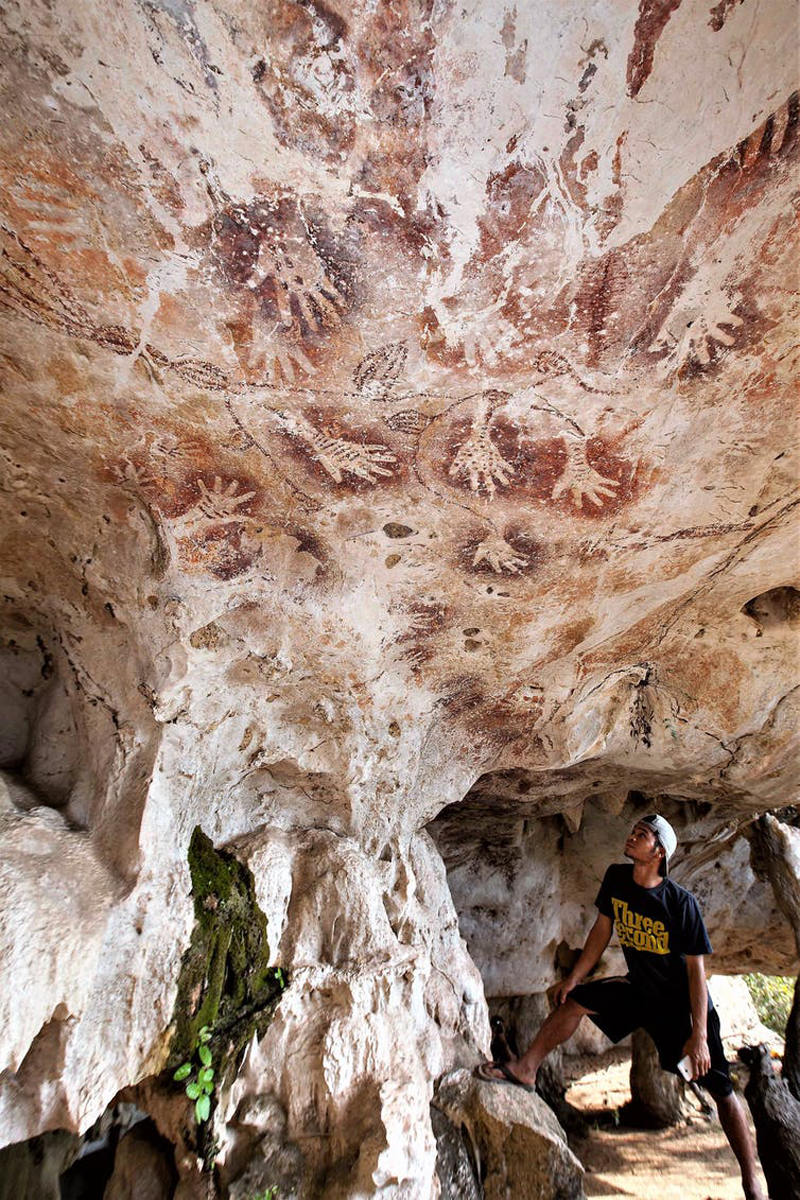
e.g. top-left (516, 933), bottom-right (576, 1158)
top-left (0, 0), bottom-right (798, 1196)
top-left (434, 1069), bottom-right (585, 1200)
top-left (738, 1044), bottom-right (800, 1200)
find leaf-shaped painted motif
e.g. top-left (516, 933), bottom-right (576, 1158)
top-left (353, 342), bottom-right (408, 397)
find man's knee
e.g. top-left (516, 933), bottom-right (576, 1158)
top-left (715, 1089), bottom-right (738, 1113)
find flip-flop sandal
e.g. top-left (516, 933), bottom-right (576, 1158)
top-left (473, 1061), bottom-right (535, 1092)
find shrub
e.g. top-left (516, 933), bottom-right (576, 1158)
top-left (744, 974), bottom-right (795, 1036)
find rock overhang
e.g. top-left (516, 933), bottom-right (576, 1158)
top-left (0, 2), bottom-right (798, 1191)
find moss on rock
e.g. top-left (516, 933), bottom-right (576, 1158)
top-left (168, 827), bottom-right (286, 1080)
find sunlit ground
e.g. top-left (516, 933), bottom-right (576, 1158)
top-left (565, 1048), bottom-right (768, 1200)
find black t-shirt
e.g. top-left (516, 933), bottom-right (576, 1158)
top-left (595, 863), bottom-right (713, 1004)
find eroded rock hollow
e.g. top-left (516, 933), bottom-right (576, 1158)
top-left (0, 0), bottom-right (798, 1195)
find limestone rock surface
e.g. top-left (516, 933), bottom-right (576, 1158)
top-left (434, 1068), bottom-right (585, 1200)
top-left (102, 1123), bottom-right (176, 1200)
top-left (0, 0), bottom-right (798, 1196)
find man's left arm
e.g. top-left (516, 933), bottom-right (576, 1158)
top-left (683, 955), bottom-right (711, 1080)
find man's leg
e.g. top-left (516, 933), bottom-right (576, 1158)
top-left (482, 998), bottom-right (591, 1086)
top-left (715, 1092), bottom-right (765, 1200)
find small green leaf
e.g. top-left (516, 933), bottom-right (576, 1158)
top-left (185, 1082), bottom-right (201, 1100)
top-left (199, 1066), bottom-right (214, 1084)
top-left (195, 1094), bottom-right (211, 1123)
top-left (199, 1044), bottom-right (212, 1066)
top-left (198, 1026), bottom-right (211, 1043)
top-left (173, 1062), bottom-right (192, 1081)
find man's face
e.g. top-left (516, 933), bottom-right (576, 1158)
top-left (624, 823), bottom-right (663, 867)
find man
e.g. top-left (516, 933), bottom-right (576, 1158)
top-left (475, 814), bottom-right (765, 1200)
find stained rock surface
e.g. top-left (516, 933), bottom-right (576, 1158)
top-left (0, 0), bottom-right (798, 1196)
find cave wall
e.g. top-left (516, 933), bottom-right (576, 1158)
top-left (0, 0), bottom-right (798, 1196)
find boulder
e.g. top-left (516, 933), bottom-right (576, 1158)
top-left (709, 975), bottom-right (781, 1054)
top-left (628, 1029), bottom-right (693, 1128)
top-left (434, 1068), bottom-right (585, 1200)
top-left (430, 1106), bottom-right (482, 1200)
top-left (0, 1130), bottom-right (79, 1200)
top-left (739, 1044), bottom-right (800, 1200)
top-left (103, 1121), bottom-right (176, 1200)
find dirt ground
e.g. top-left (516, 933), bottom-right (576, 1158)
top-left (564, 1047), bottom-right (768, 1200)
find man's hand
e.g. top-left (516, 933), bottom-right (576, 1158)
top-left (550, 914), bottom-right (613, 1008)
top-left (681, 1031), bottom-right (711, 1081)
top-left (551, 976), bottom-right (579, 1006)
top-left (684, 955), bottom-right (711, 1080)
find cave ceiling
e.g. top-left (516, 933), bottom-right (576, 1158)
top-left (1, 0), bottom-right (798, 841)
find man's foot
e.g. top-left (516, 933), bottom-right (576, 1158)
top-left (473, 1060), bottom-right (536, 1092)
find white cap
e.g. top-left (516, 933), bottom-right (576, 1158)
top-left (640, 814), bottom-right (677, 875)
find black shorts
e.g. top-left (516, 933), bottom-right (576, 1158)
top-left (570, 975), bottom-right (733, 1099)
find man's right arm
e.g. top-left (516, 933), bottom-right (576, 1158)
top-left (552, 913), bottom-right (613, 1005)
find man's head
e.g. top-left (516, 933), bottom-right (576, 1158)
top-left (624, 814), bottom-right (678, 876)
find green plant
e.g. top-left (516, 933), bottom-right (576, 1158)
top-left (173, 1024), bottom-right (215, 1122)
top-left (250, 1188), bottom-right (279, 1200)
top-left (744, 973), bottom-right (795, 1036)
